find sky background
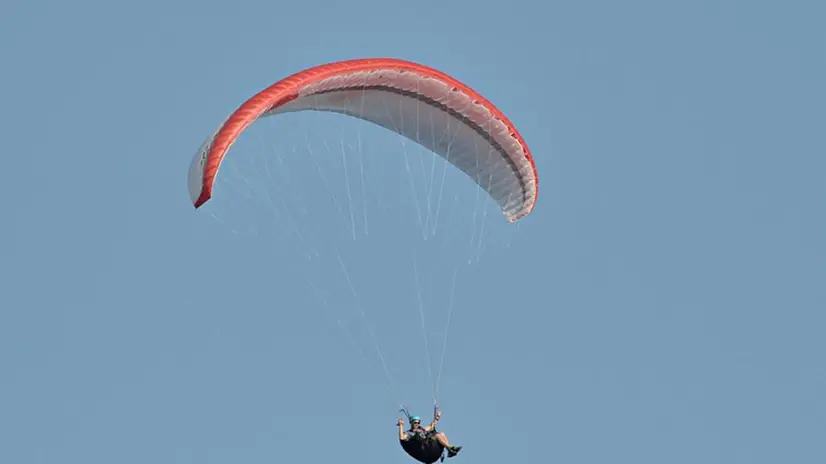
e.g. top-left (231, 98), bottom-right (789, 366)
top-left (2, 0), bottom-right (825, 463)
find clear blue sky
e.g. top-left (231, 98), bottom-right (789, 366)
top-left (2, 0), bottom-right (824, 463)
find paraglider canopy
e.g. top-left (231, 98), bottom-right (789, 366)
top-left (188, 58), bottom-right (538, 223)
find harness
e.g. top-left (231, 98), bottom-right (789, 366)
top-left (399, 403), bottom-right (445, 464)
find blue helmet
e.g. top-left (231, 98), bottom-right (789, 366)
top-left (409, 415), bottom-right (421, 424)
